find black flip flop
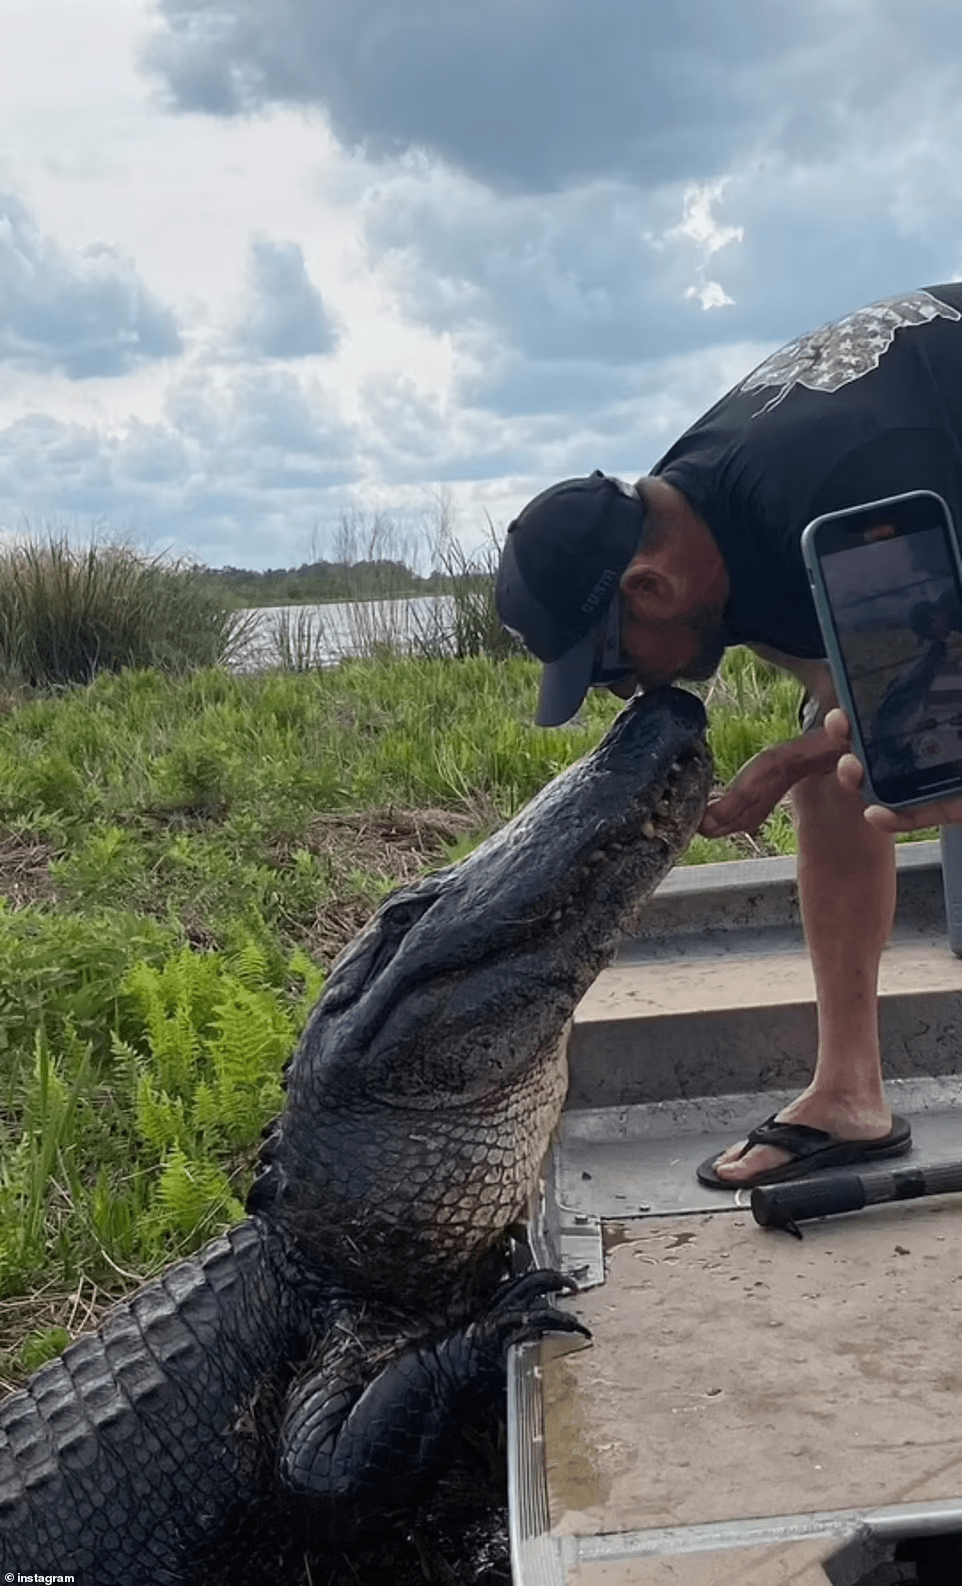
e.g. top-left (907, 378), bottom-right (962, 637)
top-left (696, 1113), bottom-right (912, 1190)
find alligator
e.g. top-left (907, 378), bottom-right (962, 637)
top-left (0, 686), bottom-right (712, 1583)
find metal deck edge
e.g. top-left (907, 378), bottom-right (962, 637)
top-left (565, 1500), bottom-right (962, 1563)
top-left (507, 1428), bottom-right (962, 1586)
top-left (508, 1341), bottom-right (565, 1586)
top-left (564, 1497), bottom-right (962, 1573)
top-left (561, 1074), bottom-right (962, 1142)
top-left (648, 838), bottom-right (940, 903)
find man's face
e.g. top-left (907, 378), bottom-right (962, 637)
top-left (607, 599), bottom-right (727, 696)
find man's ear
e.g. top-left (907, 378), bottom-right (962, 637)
top-left (620, 558), bottom-right (680, 617)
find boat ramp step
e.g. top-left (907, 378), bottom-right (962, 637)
top-left (568, 841), bottom-right (962, 1108)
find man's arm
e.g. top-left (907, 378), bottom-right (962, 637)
top-left (699, 728), bottom-right (844, 837)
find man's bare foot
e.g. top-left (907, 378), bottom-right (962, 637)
top-left (710, 1095), bottom-right (895, 1185)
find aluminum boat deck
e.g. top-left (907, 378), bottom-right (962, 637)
top-left (509, 840), bottom-right (962, 1586)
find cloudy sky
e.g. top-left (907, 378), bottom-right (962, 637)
top-left (3, 0), bottom-right (962, 570)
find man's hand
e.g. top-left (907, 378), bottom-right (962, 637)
top-left (825, 708), bottom-right (962, 831)
top-left (699, 729), bottom-right (845, 838)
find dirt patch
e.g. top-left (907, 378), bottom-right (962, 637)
top-left (0, 1275), bottom-right (130, 1395)
top-left (304, 804), bottom-right (488, 870)
top-left (0, 830), bottom-right (58, 908)
top-left (274, 804), bottom-right (495, 966)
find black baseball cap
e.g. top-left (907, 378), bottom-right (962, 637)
top-left (495, 471), bottom-right (645, 725)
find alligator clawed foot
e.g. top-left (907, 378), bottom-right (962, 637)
top-left (470, 1305), bottom-right (591, 1359)
top-left (275, 1269), bottom-right (589, 1525)
top-left (470, 1267), bottom-right (591, 1356)
top-left (484, 1267), bottom-right (578, 1312)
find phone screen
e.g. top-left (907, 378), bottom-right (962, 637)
top-left (815, 507), bottom-right (962, 805)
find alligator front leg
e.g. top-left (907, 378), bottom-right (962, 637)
top-left (276, 1270), bottom-right (588, 1529)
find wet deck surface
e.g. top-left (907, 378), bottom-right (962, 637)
top-left (544, 1202), bottom-right (962, 1541)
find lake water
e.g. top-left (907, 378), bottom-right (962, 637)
top-left (232, 595), bottom-right (456, 672)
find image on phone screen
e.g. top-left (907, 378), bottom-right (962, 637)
top-left (818, 522), bottom-right (962, 802)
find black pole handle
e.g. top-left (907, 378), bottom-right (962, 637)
top-left (751, 1160), bottom-right (962, 1234)
top-left (751, 1174), bottom-right (866, 1230)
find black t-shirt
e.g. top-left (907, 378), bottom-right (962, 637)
top-left (650, 283), bottom-right (962, 659)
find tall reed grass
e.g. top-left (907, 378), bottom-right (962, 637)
top-left (0, 534), bottom-right (258, 688)
top-left (417, 533), bottom-right (519, 660)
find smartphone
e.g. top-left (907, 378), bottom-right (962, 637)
top-left (801, 490), bottom-right (962, 808)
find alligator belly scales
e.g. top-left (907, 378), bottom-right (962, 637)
top-left (0, 688), bottom-right (711, 1581)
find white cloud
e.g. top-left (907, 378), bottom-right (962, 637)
top-left (230, 236), bottom-right (338, 361)
top-left (142, 0), bottom-right (843, 191)
top-left (361, 166), bottom-right (726, 367)
top-left (0, 191), bottom-right (181, 377)
top-left (669, 182), bottom-right (744, 258)
top-left (687, 282), bottom-right (735, 311)
top-left (0, 362), bottom-right (362, 567)
top-left (671, 182), bottom-right (742, 311)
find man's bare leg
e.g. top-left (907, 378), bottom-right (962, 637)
top-left (710, 763), bottom-right (897, 1184)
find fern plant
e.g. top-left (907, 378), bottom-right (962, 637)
top-left (147, 1146), bottom-right (245, 1252)
top-left (113, 938), bottom-right (322, 1257)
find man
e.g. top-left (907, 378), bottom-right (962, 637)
top-left (495, 284), bottom-right (962, 1189)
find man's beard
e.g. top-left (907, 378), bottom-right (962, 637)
top-left (678, 608), bottom-right (728, 682)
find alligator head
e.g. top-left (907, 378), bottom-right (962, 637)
top-left (251, 686), bottom-right (712, 1301)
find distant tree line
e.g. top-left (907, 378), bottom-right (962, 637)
top-left (195, 558), bottom-right (455, 609)
top-left (196, 503), bottom-right (501, 613)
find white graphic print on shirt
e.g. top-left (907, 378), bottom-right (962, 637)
top-left (740, 289), bottom-right (961, 416)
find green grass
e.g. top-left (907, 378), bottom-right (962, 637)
top-left (0, 903), bottom-right (323, 1376)
top-left (0, 655), bottom-right (619, 1378)
top-left (0, 644), bottom-right (930, 1385)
